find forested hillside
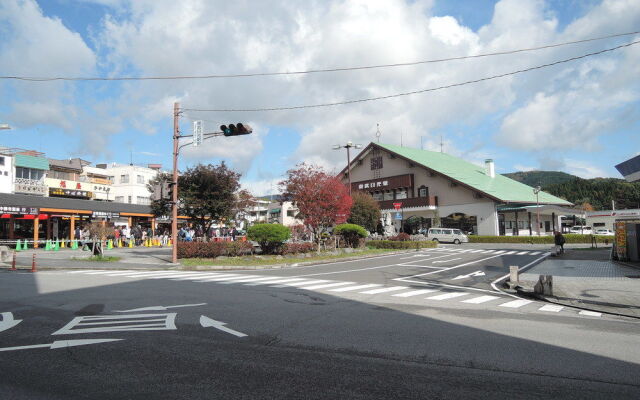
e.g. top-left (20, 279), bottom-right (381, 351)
top-left (503, 171), bottom-right (575, 187)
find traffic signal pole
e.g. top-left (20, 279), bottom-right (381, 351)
top-left (171, 102), bottom-right (180, 264)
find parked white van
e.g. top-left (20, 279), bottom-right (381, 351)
top-left (427, 228), bottom-right (469, 244)
top-left (569, 226), bottom-right (592, 234)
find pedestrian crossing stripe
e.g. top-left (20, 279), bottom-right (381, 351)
top-left (423, 248), bottom-right (544, 256)
top-left (61, 270), bottom-right (601, 318)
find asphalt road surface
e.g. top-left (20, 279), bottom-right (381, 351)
top-left (1, 244), bottom-right (639, 399)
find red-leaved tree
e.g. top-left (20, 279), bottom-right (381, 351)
top-left (280, 163), bottom-right (352, 246)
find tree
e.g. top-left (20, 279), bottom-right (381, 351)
top-left (147, 171), bottom-right (173, 218)
top-left (280, 163), bottom-right (352, 247)
top-left (247, 223), bottom-right (290, 254)
top-left (348, 192), bottom-right (381, 232)
top-left (334, 223), bottom-right (368, 248)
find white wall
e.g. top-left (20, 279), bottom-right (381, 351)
top-left (0, 155), bottom-right (13, 193)
top-left (103, 164), bottom-right (159, 205)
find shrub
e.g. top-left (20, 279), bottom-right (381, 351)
top-left (366, 240), bottom-right (437, 249)
top-left (389, 232), bottom-right (411, 241)
top-left (247, 223), bottom-right (291, 254)
top-left (334, 223), bottom-right (368, 248)
top-left (177, 241), bottom-right (253, 259)
top-left (280, 242), bottom-right (317, 255)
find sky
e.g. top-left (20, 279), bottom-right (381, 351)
top-left (1, 0), bottom-right (639, 195)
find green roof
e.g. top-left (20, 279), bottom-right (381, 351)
top-left (14, 154), bottom-right (49, 170)
top-left (376, 143), bottom-right (572, 206)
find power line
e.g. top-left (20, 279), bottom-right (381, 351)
top-left (1, 30), bottom-right (639, 82)
top-left (182, 39), bottom-right (640, 113)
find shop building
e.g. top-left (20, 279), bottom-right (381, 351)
top-left (98, 163), bottom-right (161, 205)
top-left (12, 151), bottom-right (48, 196)
top-left (267, 201), bottom-right (301, 226)
top-left (46, 158), bottom-right (93, 200)
top-left (0, 151), bottom-right (13, 193)
top-left (341, 143), bottom-right (576, 236)
top-left (81, 166), bottom-right (113, 201)
top-left (587, 209), bottom-right (640, 231)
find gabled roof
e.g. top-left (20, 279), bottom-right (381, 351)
top-left (357, 143), bottom-right (571, 206)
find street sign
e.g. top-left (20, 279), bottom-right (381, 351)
top-left (395, 212), bottom-right (402, 220)
top-left (393, 202), bottom-right (402, 210)
top-left (193, 120), bottom-right (203, 147)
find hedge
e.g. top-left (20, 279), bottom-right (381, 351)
top-left (468, 234), bottom-right (613, 244)
top-left (247, 223), bottom-right (291, 254)
top-left (177, 241), bottom-right (253, 259)
top-left (367, 240), bottom-right (438, 249)
top-left (334, 223), bottom-right (368, 248)
top-left (280, 242), bottom-right (317, 255)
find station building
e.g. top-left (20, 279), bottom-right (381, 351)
top-left (341, 143), bottom-right (577, 236)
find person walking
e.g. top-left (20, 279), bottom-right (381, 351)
top-left (554, 231), bottom-right (565, 255)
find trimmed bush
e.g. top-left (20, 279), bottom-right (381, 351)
top-left (280, 242), bottom-right (317, 255)
top-left (177, 241), bottom-right (253, 259)
top-left (247, 223), bottom-right (291, 254)
top-left (468, 234), bottom-right (611, 244)
top-left (367, 240), bottom-right (437, 249)
top-left (334, 223), bottom-right (368, 248)
top-left (389, 232), bottom-right (411, 241)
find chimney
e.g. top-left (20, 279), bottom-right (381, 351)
top-left (485, 159), bottom-right (495, 178)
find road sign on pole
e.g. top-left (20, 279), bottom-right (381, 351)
top-left (395, 212), bottom-right (402, 220)
top-left (393, 202), bottom-right (402, 210)
top-left (193, 120), bottom-right (203, 147)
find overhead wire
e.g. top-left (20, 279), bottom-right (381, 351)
top-left (1, 30), bottom-right (639, 82)
top-left (182, 39), bottom-right (640, 112)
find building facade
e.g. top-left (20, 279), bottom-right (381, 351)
top-left (98, 163), bottom-right (161, 205)
top-left (342, 143), bottom-right (576, 236)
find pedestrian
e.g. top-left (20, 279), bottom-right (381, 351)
top-left (554, 231), bottom-right (565, 255)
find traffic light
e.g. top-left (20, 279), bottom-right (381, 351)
top-left (166, 181), bottom-right (176, 201)
top-left (220, 123), bottom-right (253, 137)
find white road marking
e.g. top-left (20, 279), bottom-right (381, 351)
top-left (300, 282), bottom-right (354, 290)
top-left (68, 270), bottom-right (101, 273)
top-left (489, 253), bottom-right (550, 295)
top-left (396, 264), bottom-right (446, 269)
top-left (451, 271), bottom-right (485, 280)
top-left (462, 295), bottom-right (501, 304)
top-left (530, 251), bottom-right (541, 255)
top-left (201, 275), bottom-right (260, 282)
top-left (516, 251), bottom-right (529, 255)
top-left (243, 277), bottom-right (296, 285)
top-left (53, 313), bottom-right (177, 335)
top-left (432, 258), bottom-right (463, 264)
top-left (503, 251), bottom-right (517, 255)
top-left (0, 338), bottom-right (123, 352)
top-left (123, 271), bottom-right (187, 278)
top-left (499, 299), bottom-right (532, 308)
top-left (493, 250), bottom-right (506, 254)
top-left (481, 250), bottom-right (495, 254)
top-left (578, 310), bottom-right (602, 317)
top-left (539, 304), bottom-right (564, 312)
top-left (392, 289), bottom-right (438, 297)
top-left (359, 286), bottom-right (408, 294)
top-left (149, 273), bottom-right (206, 279)
top-left (171, 273), bottom-right (229, 280)
top-left (328, 284), bottom-right (381, 293)
top-left (426, 292), bottom-right (468, 300)
top-left (396, 253), bottom-right (505, 280)
top-left (200, 316), bottom-right (247, 338)
top-left (0, 312), bottom-right (22, 332)
top-left (280, 279), bottom-right (330, 287)
top-left (114, 303), bottom-right (206, 313)
top-left (246, 278), bottom-right (307, 286)
top-left (470, 250), bottom-right (485, 253)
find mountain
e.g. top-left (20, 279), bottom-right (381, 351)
top-left (502, 171), bottom-right (577, 188)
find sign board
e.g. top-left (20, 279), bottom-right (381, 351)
top-left (49, 188), bottom-right (92, 199)
top-left (92, 211), bottom-right (120, 219)
top-left (193, 120), bottom-right (203, 147)
top-left (0, 206), bottom-right (39, 215)
top-left (393, 202), bottom-right (402, 210)
top-left (395, 212), bottom-right (402, 220)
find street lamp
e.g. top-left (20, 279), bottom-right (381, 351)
top-left (333, 141), bottom-right (362, 196)
top-left (533, 185), bottom-right (541, 236)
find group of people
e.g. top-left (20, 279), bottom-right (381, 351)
top-left (177, 225), bottom-right (242, 242)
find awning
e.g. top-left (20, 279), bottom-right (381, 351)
top-left (14, 154), bottom-right (49, 170)
top-left (269, 208), bottom-right (281, 213)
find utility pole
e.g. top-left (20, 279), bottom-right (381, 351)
top-left (534, 186), bottom-right (541, 236)
top-left (171, 102), bottom-right (180, 264)
top-left (333, 141), bottom-right (362, 196)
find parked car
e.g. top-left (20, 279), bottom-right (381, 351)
top-left (594, 229), bottom-right (614, 236)
top-left (426, 228), bottom-right (469, 244)
top-left (569, 226), bottom-right (592, 234)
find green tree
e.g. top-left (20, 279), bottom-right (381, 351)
top-left (247, 223), bottom-right (290, 254)
top-left (334, 223), bottom-right (368, 248)
top-left (347, 192), bottom-right (381, 232)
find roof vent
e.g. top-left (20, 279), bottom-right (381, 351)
top-left (485, 159), bottom-right (495, 178)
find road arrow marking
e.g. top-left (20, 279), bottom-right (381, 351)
top-left (452, 271), bottom-right (486, 281)
top-left (199, 316), bottom-right (247, 338)
top-left (0, 312), bottom-right (22, 333)
top-left (0, 338), bottom-right (123, 352)
top-left (114, 303), bottom-right (207, 312)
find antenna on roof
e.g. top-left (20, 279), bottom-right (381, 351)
top-left (400, 131), bottom-right (403, 147)
top-left (375, 123), bottom-right (381, 143)
top-left (129, 148), bottom-right (133, 166)
top-left (440, 135), bottom-right (444, 153)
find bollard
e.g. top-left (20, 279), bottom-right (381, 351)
top-left (10, 252), bottom-right (17, 271)
top-left (509, 266), bottom-right (519, 287)
top-left (31, 253), bottom-right (37, 273)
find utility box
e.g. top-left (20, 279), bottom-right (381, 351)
top-left (626, 223), bottom-right (640, 262)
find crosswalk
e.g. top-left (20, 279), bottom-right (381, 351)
top-left (425, 247), bottom-right (544, 256)
top-left (59, 269), bottom-right (602, 319)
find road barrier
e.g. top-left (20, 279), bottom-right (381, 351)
top-left (31, 254), bottom-right (37, 273)
top-left (10, 252), bottom-right (17, 271)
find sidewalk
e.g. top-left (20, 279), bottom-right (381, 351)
top-left (516, 249), bottom-right (640, 318)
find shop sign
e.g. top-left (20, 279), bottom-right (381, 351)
top-left (615, 221), bottom-right (627, 260)
top-left (352, 174), bottom-right (414, 192)
top-left (49, 188), bottom-right (92, 198)
top-left (0, 205), bottom-right (39, 215)
top-left (92, 211), bottom-right (120, 219)
top-left (358, 180), bottom-right (389, 190)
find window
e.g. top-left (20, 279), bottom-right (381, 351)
top-left (383, 191), bottom-right (394, 201)
top-left (372, 192), bottom-right (383, 201)
top-left (115, 196), bottom-right (124, 203)
top-left (418, 186), bottom-right (428, 197)
top-left (137, 196), bottom-right (151, 205)
top-left (370, 155), bottom-right (383, 170)
top-left (120, 174), bottom-right (129, 184)
top-left (287, 209), bottom-right (296, 217)
top-left (593, 222), bottom-right (605, 227)
top-left (16, 167), bottom-right (44, 180)
top-left (517, 221), bottom-right (525, 229)
top-left (128, 196), bottom-right (132, 203)
top-left (395, 188), bottom-right (407, 199)
top-left (137, 175), bottom-right (145, 184)
top-left (0, 156), bottom-right (4, 166)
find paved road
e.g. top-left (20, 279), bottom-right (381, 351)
top-left (1, 244), bottom-right (638, 399)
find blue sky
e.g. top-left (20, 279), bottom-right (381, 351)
top-left (1, 0), bottom-right (639, 195)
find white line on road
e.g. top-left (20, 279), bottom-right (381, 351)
top-left (578, 310), bottom-right (602, 317)
top-left (395, 253), bottom-right (505, 280)
top-left (503, 251), bottom-right (517, 255)
top-left (328, 284), bottom-right (381, 293)
top-left (0, 338), bottom-right (123, 352)
top-left (539, 304), bottom-right (564, 312)
top-left (0, 312), bottom-right (22, 332)
top-left (462, 295), bottom-right (501, 304)
top-left (200, 316), bottom-right (247, 338)
top-left (489, 253), bottom-right (549, 296)
top-left (426, 292), bottom-right (468, 301)
top-left (432, 258), bottom-right (462, 264)
top-left (516, 251), bottom-right (529, 255)
top-left (392, 289), bottom-right (438, 297)
top-left (530, 251), bottom-right (541, 255)
top-left (359, 286), bottom-right (408, 295)
top-left (300, 282), bottom-right (354, 290)
top-left (499, 299), bottom-right (532, 308)
top-left (246, 278), bottom-right (307, 286)
top-left (201, 275), bottom-right (260, 282)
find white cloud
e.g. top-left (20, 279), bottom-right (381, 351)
top-left (564, 159), bottom-right (607, 179)
top-left (513, 164), bottom-right (536, 172)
